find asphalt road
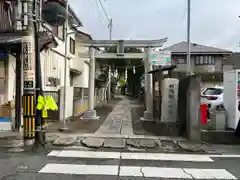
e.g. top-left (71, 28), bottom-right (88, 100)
top-left (1, 147), bottom-right (240, 180)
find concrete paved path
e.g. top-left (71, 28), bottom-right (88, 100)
top-left (95, 96), bottom-right (134, 135)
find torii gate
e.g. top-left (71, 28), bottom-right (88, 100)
top-left (79, 38), bottom-right (168, 122)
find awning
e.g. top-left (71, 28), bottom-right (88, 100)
top-left (0, 33), bottom-right (58, 52)
top-left (0, 35), bottom-right (22, 53)
top-left (0, 35), bottom-right (22, 44)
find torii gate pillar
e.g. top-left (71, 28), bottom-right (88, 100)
top-left (81, 47), bottom-right (100, 120)
top-left (140, 47), bottom-right (154, 122)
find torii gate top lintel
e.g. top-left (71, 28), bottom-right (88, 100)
top-left (79, 37), bottom-right (168, 48)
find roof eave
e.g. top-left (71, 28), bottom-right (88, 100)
top-left (171, 51), bottom-right (232, 55)
top-left (75, 29), bottom-right (92, 40)
top-left (68, 5), bottom-right (83, 27)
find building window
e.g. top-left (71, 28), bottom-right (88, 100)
top-left (177, 58), bottom-right (185, 64)
top-left (195, 56), bottom-right (215, 65)
top-left (69, 37), bottom-right (75, 54)
top-left (57, 25), bottom-right (64, 40)
top-left (200, 56), bottom-right (204, 64)
top-left (52, 25), bottom-right (64, 40)
top-left (195, 56), bottom-right (200, 64)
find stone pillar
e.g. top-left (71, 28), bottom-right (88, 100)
top-left (141, 47), bottom-right (154, 122)
top-left (107, 66), bottom-right (111, 101)
top-left (160, 78), bottom-right (179, 123)
top-left (81, 47), bottom-right (99, 120)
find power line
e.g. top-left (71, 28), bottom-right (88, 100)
top-left (93, 0), bottom-right (108, 27)
top-left (98, 0), bottom-right (110, 22)
top-left (180, 8), bottom-right (187, 22)
top-left (95, 0), bottom-right (113, 39)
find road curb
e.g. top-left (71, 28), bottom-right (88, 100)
top-left (47, 132), bottom-right (186, 141)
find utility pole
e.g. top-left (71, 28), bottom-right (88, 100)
top-left (34, 0), bottom-right (44, 149)
top-left (61, 0), bottom-right (69, 131)
top-left (22, 0), bottom-right (37, 145)
top-left (109, 18), bottom-right (112, 40)
top-left (187, 0), bottom-right (191, 75)
top-left (107, 18), bottom-right (112, 101)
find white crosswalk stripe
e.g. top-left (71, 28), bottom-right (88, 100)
top-left (48, 150), bottom-right (215, 162)
top-left (38, 150), bottom-right (238, 179)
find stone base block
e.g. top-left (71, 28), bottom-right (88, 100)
top-left (140, 111), bottom-right (155, 122)
top-left (80, 110), bottom-right (100, 120)
top-left (24, 139), bottom-right (34, 146)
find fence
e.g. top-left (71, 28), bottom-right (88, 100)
top-left (73, 87), bottom-right (86, 116)
top-left (72, 87), bottom-right (107, 117)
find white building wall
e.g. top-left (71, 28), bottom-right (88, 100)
top-left (3, 30), bottom-right (75, 119)
top-left (73, 62), bottom-right (89, 88)
top-left (0, 55), bottom-right (16, 104)
top-left (39, 28), bottom-right (75, 119)
top-left (73, 40), bottom-right (89, 88)
top-left (6, 55), bottom-right (16, 102)
top-left (2, 50), bottom-right (65, 100)
top-left (3, 27), bottom-right (93, 121)
top-left (0, 60), bottom-right (5, 105)
top-left (40, 49), bottom-right (64, 91)
top-left (40, 25), bottom-right (75, 91)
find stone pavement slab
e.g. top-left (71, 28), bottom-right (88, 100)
top-left (46, 133), bottom-right (59, 143)
top-left (161, 140), bottom-right (180, 151)
top-left (95, 96), bottom-right (134, 135)
top-left (46, 133), bottom-right (207, 153)
top-left (126, 139), bottom-right (140, 148)
top-left (0, 131), bottom-right (238, 155)
top-left (103, 138), bottom-right (126, 148)
top-left (139, 139), bottom-right (156, 148)
top-left (177, 141), bottom-right (205, 152)
top-left (155, 139), bottom-right (162, 146)
top-left (53, 136), bottom-right (77, 146)
top-left (81, 137), bottom-right (105, 148)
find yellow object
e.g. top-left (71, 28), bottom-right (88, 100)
top-left (47, 96), bottom-right (58, 111)
top-left (23, 95), bottom-right (35, 139)
top-left (36, 95), bottom-right (58, 118)
top-left (119, 77), bottom-right (126, 87)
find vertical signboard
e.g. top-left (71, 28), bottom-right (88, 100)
top-left (22, 35), bottom-right (36, 139)
top-left (160, 78), bottom-right (179, 123)
top-left (22, 36), bottom-right (35, 90)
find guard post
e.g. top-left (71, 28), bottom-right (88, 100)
top-left (22, 0), bottom-right (36, 145)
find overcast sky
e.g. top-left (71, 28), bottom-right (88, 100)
top-left (70, 0), bottom-right (240, 51)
